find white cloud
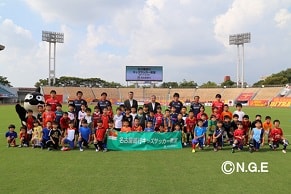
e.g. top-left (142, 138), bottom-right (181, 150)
top-left (274, 8), bottom-right (291, 28)
top-left (1, 0), bottom-right (291, 87)
top-left (0, 19), bottom-right (47, 87)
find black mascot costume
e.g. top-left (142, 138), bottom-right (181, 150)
top-left (15, 87), bottom-right (45, 126)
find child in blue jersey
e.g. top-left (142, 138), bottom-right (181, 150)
top-left (164, 109), bottom-right (171, 132)
top-left (170, 106), bottom-right (178, 131)
top-left (78, 119), bottom-right (91, 151)
top-left (5, 124), bottom-right (17, 147)
top-left (249, 120), bottom-right (264, 153)
top-left (192, 119), bottom-right (206, 153)
top-left (55, 104), bottom-right (63, 126)
top-left (201, 113), bottom-right (208, 147)
top-left (213, 120), bottom-right (224, 152)
top-left (144, 121), bottom-right (154, 132)
top-left (41, 121), bottom-right (52, 149)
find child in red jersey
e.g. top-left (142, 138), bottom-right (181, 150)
top-left (45, 89), bottom-right (60, 112)
top-left (231, 121), bottom-right (245, 153)
top-left (94, 120), bottom-right (106, 152)
top-left (269, 120), bottom-right (288, 153)
top-left (25, 109), bottom-right (36, 143)
top-left (107, 105), bottom-right (114, 119)
top-left (60, 112), bottom-right (70, 136)
top-left (154, 106), bottom-right (164, 131)
top-left (42, 104), bottom-right (56, 128)
top-left (101, 107), bottom-right (110, 130)
top-left (212, 94), bottom-right (224, 115)
top-left (18, 126), bottom-right (28, 147)
top-left (185, 110), bottom-right (196, 145)
top-left (242, 115), bottom-right (251, 145)
top-left (196, 106), bottom-right (208, 120)
top-left (211, 107), bottom-right (220, 122)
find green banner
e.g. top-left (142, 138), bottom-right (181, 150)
top-left (107, 131), bottom-right (182, 151)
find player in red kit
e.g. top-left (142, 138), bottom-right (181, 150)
top-left (185, 110), bottom-right (196, 144)
top-left (42, 104), bottom-right (56, 128)
top-left (242, 115), bottom-right (251, 145)
top-left (154, 106), bottom-right (164, 131)
top-left (212, 94), bottom-right (224, 115)
top-left (45, 90), bottom-right (61, 112)
top-left (94, 120), bottom-right (106, 152)
top-left (232, 121), bottom-right (245, 153)
top-left (269, 120), bottom-right (288, 153)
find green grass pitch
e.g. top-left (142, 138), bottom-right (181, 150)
top-left (0, 105), bottom-right (290, 194)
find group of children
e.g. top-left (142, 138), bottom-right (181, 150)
top-left (5, 93), bottom-right (289, 154)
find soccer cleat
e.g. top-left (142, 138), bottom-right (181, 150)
top-left (23, 144), bottom-right (28, 147)
top-left (192, 149), bottom-right (196, 153)
top-left (214, 148), bottom-right (217, 152)
top-left (18, 144), bottom-right (22, 148)
top-left (231, 149), bottom-right (235, 153)
top-left (47, 148), bottom-right (52, 151)
top-left (183, 142), bottom-right (187, 146)
top-left (269, 144), bottom-right (274, 150)
top-left (80, 148), bottom-right (84, 152)
top-left (282, 150), bottom-right (286, 154)
top-left (103, 149), bottom-right (107, 153)
top-left (61, 147), bottom-right (65, 151)
top-left (96, 149), bottom-right (99, 152)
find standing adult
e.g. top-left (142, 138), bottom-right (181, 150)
top-left (45, 90), bottom-right (61, 112)
top-left (147, 95), bottom-right (161, 114)
top-left (69, 91), bottom-right (87, 115)
top-left (190, 96), bottom-right (203, 118)
top-left (97, 92), bottom-right (112, 114)
top-left (69, 91), bottom-right (87, 129)
top-left (212, 94), bottom-right (224, 115)
top-left (124, 91), bottom-right (138, 111)
top-left (168, 93), bottom-right (183, 113)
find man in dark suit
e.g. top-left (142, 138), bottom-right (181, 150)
top-left (147, 95), bottom-right (161, 114)
top-left (124, 91), bottom-right (138, 111)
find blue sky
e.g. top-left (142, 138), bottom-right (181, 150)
top-left (0, 0), bottom-right (291, 87)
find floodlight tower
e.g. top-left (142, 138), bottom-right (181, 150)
top-left (229, 33), bottom-right (251, 88)
top-left (42, 31), bottom-right (64, 86)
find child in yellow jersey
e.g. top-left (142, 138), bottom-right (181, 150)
top-left (31, 121), bottom-right (42, 148)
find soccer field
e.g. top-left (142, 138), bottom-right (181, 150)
top-left (1, 105), bottom-right (291, 194)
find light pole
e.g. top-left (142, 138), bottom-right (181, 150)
top-left (0, 44), bottom-right (5, 51)
top-left (168, 86), bottom-right (172, 102)
top-left (229, 33), bottom-right (251, 88)
top-left (42, 31), bottom-right (64, 86)
top-left (116, 86), bottom-right (121, 102)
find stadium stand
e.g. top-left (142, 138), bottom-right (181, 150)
top-left (42, 86), bottom-right (66, 96)
top-left (221, 88), bottom-right (244, 101)
top-left (194, 88), bottom-right (223, 102)
top-left (65, 87), bottom-right (95, 102)
top-left (92, 87), bottom-right (119, 101)
top-left (253, 87), bottom-right (282, 100)
top-left (279, 86), bottom-right (291, 97)
top-left (40, 86), bottom-right (290, 106)
top-left (0, 84), bottom-right (18, 103)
